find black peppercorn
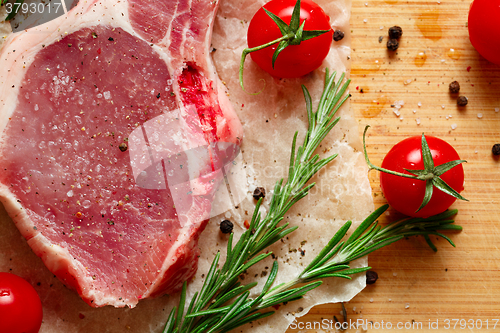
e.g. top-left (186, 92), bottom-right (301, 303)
top-left (333, 30), bottom-right (345, 42)
top-left (253, 187), bottom-right (266, 200)
top-left (119, 143), bottom-right (128, 152)
top-left (492, 144), bottom-right (500, 156)
top-left (457, 96), bottom-right (468, 106)
top-left (220, 220), bottom-right (233, 234)
top-left (387, 39), bottom-right (399, 51)
top-left (388, 26), bottom-right (403, 39)
top-left (449, 81), bottom-right (460, 94)
top-left (366, 270), bottom-right (378, 284)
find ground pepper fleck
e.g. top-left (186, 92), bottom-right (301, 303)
top-left (457, 96), bottom-right (468, 106)
top-left (449, 81), bottom-right (460, 94)
top-left (388, 26), bottom-right (403, 39)
top-left (492, 144), bottom-right (500, 156)
top-left (387, 39), bottom-right (399, 51)
top-left (333, 30), bottom-right (345, 41)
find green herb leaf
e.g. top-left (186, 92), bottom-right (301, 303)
top-left (416, 179), bottom-right (434, 212)
top-left (433, 159), bottom-right (467, 176)
top-left (302, 29), bottom-right (332, 41)
top-left (432, 176), bottom-right (468, 201)
top-left (262, 8), bottom-right (290, 35)
top-left (289, 0), bottom-right (302, 32)
top-left (271, 40), bottom-right (289, 69)
top-left (421, 134), bottom-right (435, 171)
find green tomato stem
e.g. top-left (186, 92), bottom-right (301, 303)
top-left (239, 33), bottom-right (294, 92)
top-left (362, 126), bottom-right (423, 180)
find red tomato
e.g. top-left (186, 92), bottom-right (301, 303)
top-left (247, 0), bottom-right (333, 78)
top-left (468, 0), bottom-right (500, 65)
top-left (380, 136), bottom-right (465, 218)
top-left (0, 273), bottom-right (43, 333)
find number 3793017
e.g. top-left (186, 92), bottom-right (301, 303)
top-left (5, 2), bottom-right (62, 15)
top-left (443, 319), bottom-right (498, 330)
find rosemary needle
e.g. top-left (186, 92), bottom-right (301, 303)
top-left (163, 70), bottom-right (462, 333)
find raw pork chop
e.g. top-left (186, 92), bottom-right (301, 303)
top-left (0, 0), bottom-right (242, 308)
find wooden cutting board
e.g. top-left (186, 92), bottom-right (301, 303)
top-left (290, 0), bottom-right (500, 331)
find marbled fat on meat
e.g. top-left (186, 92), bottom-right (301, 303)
top-left (0, 0), bottom-right (242, 308)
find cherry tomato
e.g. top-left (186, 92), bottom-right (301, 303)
top-left (0, 273), bottom-right (43, 333)
top-left (468, 0), bottom-right (500, 65)
top-left (247, 0), bottom-right (333, 78)
top-left (380, 136), bottom-right (465, 218)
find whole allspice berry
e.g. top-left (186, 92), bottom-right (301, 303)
top-left (457, 96), bottom-right (468, 106)
top-left (220, 220), bottom-right (234, 234)
top-left (388, 26), bottom-right (403, 39)
top-left (119, 142), bottom-right (128, 152)
top-left (449, 81), bottom-right (460, 94)
top-left (366, 270), bottom-right (379, 284)
top-left (333, 30), bottom-right (345, 41)
top-left (492, 144), bottom-right (500, 156)
top-left (253, 187), bottom-right (266, 200)
top-left (387, 39), bottom-right (399, 51)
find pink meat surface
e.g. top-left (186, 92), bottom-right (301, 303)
top-left (0, 0), bottom-right (242, 308)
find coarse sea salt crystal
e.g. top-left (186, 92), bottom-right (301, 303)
top-left (369, 298), bottom-right (373, 303)
top-left (451, 123), bottom-right (457, 130)
top-left (416, 118), bottom-right (421, 125)
top-left (67, 190), bottom-right (74, 197)
top-left (405, 303), bottom-right (410, 309)
top-left (393, 109), bottom-right (401, 117)
top-left (417, 101), bottom-right (422, 107)
top-left (103, 91), bottom-right (111, 100)
top-left (495, 108), bottom-right (499, 113)
top-left (477, 113), bottom-right (483, 119)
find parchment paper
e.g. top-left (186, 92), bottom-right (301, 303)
top-left (0, 0), bottom-right (374, 331)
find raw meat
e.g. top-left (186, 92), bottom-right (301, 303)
top-left (0, 0), bottom-right (242, 308)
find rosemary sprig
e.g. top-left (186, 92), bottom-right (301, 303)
top-left (164, 69), bottom-right (349, 333)
top-left (163, 71), bottom-right (462, 333)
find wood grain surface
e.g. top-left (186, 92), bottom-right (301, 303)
top-left (289, 0), bottom-right (500, 331)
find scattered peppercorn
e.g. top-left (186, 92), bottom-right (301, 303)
top-left (220, 220), bottom-right (233, 234)
top-left (449, 81), bottom-right (460, 94)
top-left (333, 30), bottom-right (345, 42)
top-left (378, 36), bottom-right (384, 43)
top-left (492, 144), bottom-right (500, 156)
top-left (387, 39), bottom-right (399, 51)
top-left (253, 187), bottom-right (266, 200)
top-left (388, 26), bottom-right (403, 39)
top-left (366, 270), bottom-right (378, 284)
top-left (457, 96), bottom-right (468, 106)
top-left (108, 37), bottom-right (114, 41)
top-left (119, 143), bottom-right (128, 152)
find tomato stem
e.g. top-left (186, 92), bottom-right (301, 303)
top-left (239, 33), bottom-right (294, 92)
